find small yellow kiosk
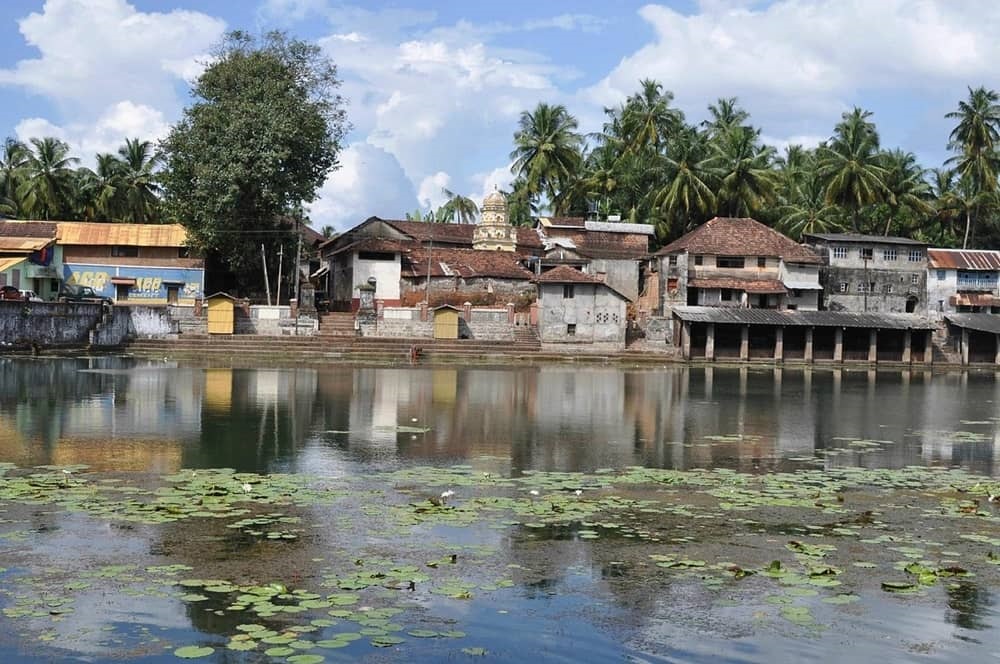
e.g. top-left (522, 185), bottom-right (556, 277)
top-left (432, 304), bottom-right (461, 339)
top-left (206, 292), bottom-right (236, 335)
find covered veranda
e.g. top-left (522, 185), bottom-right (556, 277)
top-left (672, 306), bottom-right (934, 364)
top-left (944, 314), bottom-right (1000, 365)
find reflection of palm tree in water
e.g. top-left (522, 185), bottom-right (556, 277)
top-left (946, 582), bottom-right (993, 632)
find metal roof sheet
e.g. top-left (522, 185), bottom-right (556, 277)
top-left (944, 313), bottom-right (1000, 334)
top-left (0, 256), bottom-right (26, 272)
top-left (672, 306), bottom-right (936, 330)
top-left (56, 222), bottom-right (189, 247)
top-left (0, 237), bottom-right (52, 252)
top-left (927, 249), bottom-right (1000, 270)
top-left (583, 220), bottom-right (656, 235)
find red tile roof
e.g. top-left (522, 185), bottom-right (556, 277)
top-left (689, 277), bottom-right (787, 294)
top-left (928, 249), bottom-right (1000, 270)
top-left (64, 256), bottom-right (204, 269)
top-left (656, 217), bottom-right (820, 264)
top-left (383, 219), bottom-right (543, 251)
top-left (534, 265), bottom-right (629, 299)
top-left (535, 264), bottom-right (606, 284)
top-left (401, 247), bottom-right (533, 280)
top-left (0, 221), bottom-right (57, 238)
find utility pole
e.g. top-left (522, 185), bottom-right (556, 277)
top-left (261, 244), bottom-right (271, 306)
top-left (293, 217), bottom-right (302, 307)
top-left (426, 235), bottom-right (434, 306)
top-left (276, 244), bottom-right (284, 307)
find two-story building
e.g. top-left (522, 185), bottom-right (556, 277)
top-left (536, 216), bottom-right (654, 303)
top-left (57, 222), bottom-right (204, 305)
top-left (927, 249), bottom-right (1000, 318)
top-left (656, 217), bottom-right (822, 317)
top-left (0, 221), bottom-right (60, 299)
top-left (803, 233), bottom-right (928, 314)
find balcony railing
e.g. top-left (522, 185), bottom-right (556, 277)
top-left (689, 267), bottom-right (776, 280)
top-left (956, 279), bottom-right (998, 292)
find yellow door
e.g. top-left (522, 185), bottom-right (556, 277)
top-left (433, 309), bottom-right (459, 339)
top-left (207, 298), bottom-right (234, 334)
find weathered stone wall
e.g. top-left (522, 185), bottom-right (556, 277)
top-left (400, 276), bottom-right (533, 308)
top-left (537, 283), bottom-right (626, 349)
top-left (584, 258), bottom-right (639, 301)
top-left (0, 301), bottom-right (108, 348)
top-left (234, 305), bottom-right (318, 336)
top-left (821, 266), bottom-right (926, 314)
top-left (129, 306), bottom-right (177, 337)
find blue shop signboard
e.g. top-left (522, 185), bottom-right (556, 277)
top-left (63, 263), bottom-right (204, 304)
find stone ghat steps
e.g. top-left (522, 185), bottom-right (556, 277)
top-left (126, 336), bottom-right (542, 356)
top-left (317, 312), bottom-right (358, 336)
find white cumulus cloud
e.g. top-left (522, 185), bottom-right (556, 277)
top-left (308, 142), bottom-right (418, 231)
top-left (0, 0), bottom-right (225, 115)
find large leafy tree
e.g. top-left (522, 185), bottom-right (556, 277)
top-left (160, 30), bottom-right (347, 288)
top-left (509, 102), bottom-right (583, 208)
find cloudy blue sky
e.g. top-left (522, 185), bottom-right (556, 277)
top-left (0, 0), bottom-right (997, 231)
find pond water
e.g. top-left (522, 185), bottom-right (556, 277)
top-left (0, 356), bottom-right (999, 662)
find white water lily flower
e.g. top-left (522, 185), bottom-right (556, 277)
top-left (529, 490), bottom-right (539, 497)
top-left (242, 483), bottom-right (252, 494)
top-left (441, 490), bottom-right (455, 499)
top-left (574, 490), bottom-right (582, 496)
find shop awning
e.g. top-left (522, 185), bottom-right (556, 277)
top-left (310, 264), bottom-right (330, 279)
top-left (110, 277), bottom-right (136, 286)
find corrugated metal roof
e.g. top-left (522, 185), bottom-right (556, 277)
top-left (0, 237), bottom-right (52, 252)
top-left (0, 256), bottom-right (26, 272)
top-left (804, 233), bottom-right (926, 246)
top-left (945, 313), bottom-right (1000, 334)
top-left (672, 305), bottom-right (936, 330)
top-left (56, 222), bottom-right (188, 247)
top-left (689, 277), bottom-right (787, 294)
top-left (584, 220), bottom-right (656, 235)
top-left (927, 249), bottom-right (1000, 270)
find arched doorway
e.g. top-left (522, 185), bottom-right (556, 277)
top-left (905, 296), bottom-right (918, 313)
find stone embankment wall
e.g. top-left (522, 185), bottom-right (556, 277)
top-left (0, 301), bottom-right (129, 348)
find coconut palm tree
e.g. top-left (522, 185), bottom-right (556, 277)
top-left (945, 87), bottom-right (1000, 247)
top-left (879, 149), bottom-right (933, 237)
top-left (619, 79), bottom-right (683, 155)
top-left (650, 128), bottom-right (716, 231)
top-left (0, 138), bottom-right (28, 216)
top-left (706, 125), bottom-right (778, 218)
top-left (17, 137), bottom-right (79, 220)
top-left (116, 138), bottom-right (162, 223)
top-left (439, 188), bottom-right (479, 224)
top-left (701, 97), bottom-right (750, 138)
top-left (510, 102), bottom-right (583, 207)
top-left (816, 108), bottom-right (888, 231)
top-left (74, 153), bottom-right (123, 220)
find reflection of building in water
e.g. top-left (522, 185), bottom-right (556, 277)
top-left (197, 368), bottom-right (318, 472)
top-left (0, 358), bottom-right (202, 469)
top-left (203, 368), bottom-right (232, 412)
